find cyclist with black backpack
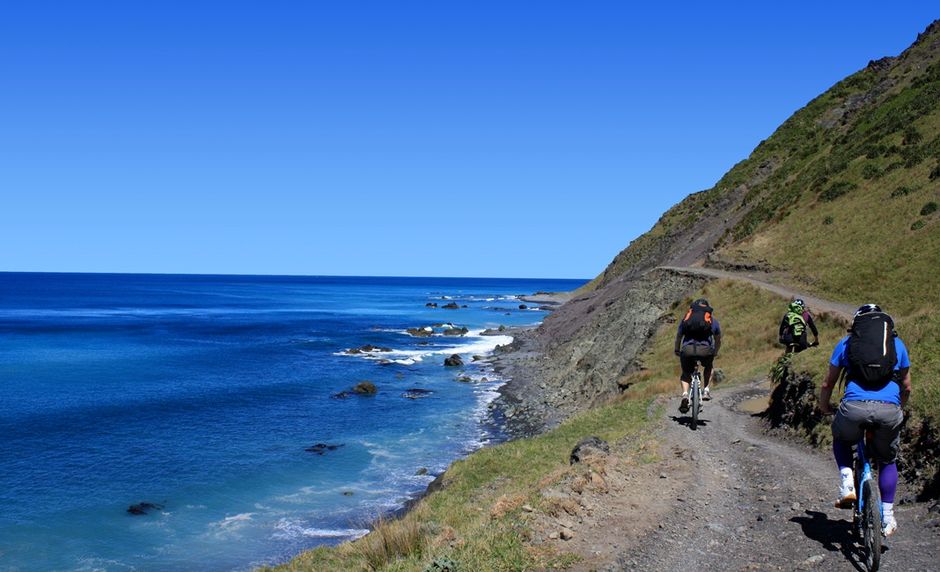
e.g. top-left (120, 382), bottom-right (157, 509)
top-left (674, 298), bottom-right (722, 413)
top-left (778, 298), bottom-right (819, 353)
top-left (818, 304), bottom-right (912, 537)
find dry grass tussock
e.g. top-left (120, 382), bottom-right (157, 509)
top-left (349, 516), bottom-right (426, 571)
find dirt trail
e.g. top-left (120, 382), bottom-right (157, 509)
top-left (553, 382), bottom-right (940, 571)
top-left (658, 266), bottom-right (858, 321)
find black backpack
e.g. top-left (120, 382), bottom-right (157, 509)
top-left (682, 302), bottom-right (713, 341)
top-left (846, 312), bottom-right (898, 386)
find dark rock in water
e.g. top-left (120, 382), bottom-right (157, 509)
top-left (570, 436), bottom-right (610, 465)
top-left (518, 304), bottom-right (528, 310)
top-left (441, 326), bottom-right (469, 336)
top-left (472, 355), bottom-right (484, 361)
top-left (461, 305), bottom-right (468, 308)
top-left (345, 344), bottom-right (391, 354)
top-left (306, 443), bottom-right (345, 455)
top-left (402, 388), bottom-right (433, 399)
top-left (127, 502), bottom-right (164, 515)
top-left (352, 381), bottom-right (377, 395)
top-left (342, 490), bottom-right (354, 496)
top-left (334, 381), bottom-right (378, 397)
top-left (444, 354), bottom-right (463, 367)
top-left (456, 375), bottom-right (472, 382)
top-left (363, 344), bottom-right (391, 352)
top-left (442, 302), bottom-right (460, 310)
top-left (425, 302), bottom-right (438, 308)
top-left (406, 327), bottom-right (434, 337)
top-left (377, 359), bottom-right (394, 366)
top-left (415, 467), bottom-right (428, 476)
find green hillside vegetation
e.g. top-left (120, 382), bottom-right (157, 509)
top-left (266, 397), bottom-right (655, 571)
top-left (618, 280), bottom-right (847, 401)
top-left (270, 280), bottom-right (856, 571)
top-left (271, 21), bottom-right (940, 572)
top-left (586, 22), bottom-right (940, 419)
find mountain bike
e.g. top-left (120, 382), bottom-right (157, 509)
top-left (852, 423), bottom-right (883, 571)
top-left (689, 367), bottom-right (703, 430)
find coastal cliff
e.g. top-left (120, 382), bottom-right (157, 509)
top-left (274, 20), bottom-right (940, 571)
top-left (496, 19), bottom-right (940, 493)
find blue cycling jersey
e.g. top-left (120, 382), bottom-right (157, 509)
top-left (830, 335), bottom-right (910, 405)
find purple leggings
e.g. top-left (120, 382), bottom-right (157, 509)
top-left (833, 441), bottom-right (898, 503)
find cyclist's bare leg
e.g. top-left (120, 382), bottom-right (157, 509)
top-left (703, 365), bottom-right (713, 388)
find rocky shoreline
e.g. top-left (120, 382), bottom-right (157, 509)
top-left (490, 269), bottom-right (709, 438)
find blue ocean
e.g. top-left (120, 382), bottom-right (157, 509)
top-left (0, 273), bottom-right (584, 571)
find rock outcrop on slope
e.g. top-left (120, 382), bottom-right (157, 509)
top-left (495, 20), bottom-right (940, 453)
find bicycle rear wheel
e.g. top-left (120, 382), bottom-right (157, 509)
top-left (690, 377), bottom-right (700, 430)
top-left (862, 478), bottom-right (882, 571)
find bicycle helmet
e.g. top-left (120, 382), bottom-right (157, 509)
top-left (854, 303), bottom-right (882, 318)
top-left (792, 298), bottom-right (805, 308)
top-left (693, 298), bottom-right (710, 307)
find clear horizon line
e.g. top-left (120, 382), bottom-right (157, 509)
top-left (0, 269), bottom-right (590, 282)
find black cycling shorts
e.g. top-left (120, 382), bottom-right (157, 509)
top-left (680, 355), bottom-right (714, 382)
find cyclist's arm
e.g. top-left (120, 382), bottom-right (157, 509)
top-left (818, 364), bottom-right (841, 414)
top-left (713, 333), bottom-right (721, 357)
top-left (806, 313), bottom-right (819, 340)
top-left (897, 367), bottom-right (911, 408)
top-left (674, 329), bottom-right (683, 355)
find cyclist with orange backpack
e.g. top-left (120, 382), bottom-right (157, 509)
top-left (674, 298), bottom-right (722, 413)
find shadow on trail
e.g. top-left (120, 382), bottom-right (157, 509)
top-left (669, 415), bottom-right (711, 430)
top-left (791, 510), bottom-right (887, 572)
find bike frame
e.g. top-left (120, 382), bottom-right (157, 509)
top-left (854, 428), bottom-right (883, 571)
top-left (855, 435), bottom-right (875, 520)
top-left (689, 368), bottom-right (703, 429)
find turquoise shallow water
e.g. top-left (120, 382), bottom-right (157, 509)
top-left (0, 273), bottom-right (584, 571)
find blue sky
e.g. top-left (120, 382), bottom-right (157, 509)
top-left (1, 2), bottom-right (936, 278)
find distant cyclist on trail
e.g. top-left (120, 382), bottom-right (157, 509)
top-left (818, 304), bottom-right (911, 537)
top-left (674, 298), bottom-right (722, 413)
top-left (778, 298), bottom-right (819, 353)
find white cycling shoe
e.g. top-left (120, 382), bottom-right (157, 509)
top-left (883, 512), bottom-right (898, 536)
top-left (703, 387), bottom-right (712, 401)
top-left (835, 479), bottom-right (856, 509)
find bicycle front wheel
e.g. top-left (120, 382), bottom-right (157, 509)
top-left (690, 380), bottom-right (700, 430)
top-left (862, 478), bottom-right (882, 571)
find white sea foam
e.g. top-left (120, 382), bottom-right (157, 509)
top-left (211, 512), bottom-right (254, 530)
top-left (272, 518), bottom-right (369, 541)
top-left (74, 557), bottom-right (136, 572)
top-left (337, 330), bottom-right (513, 363)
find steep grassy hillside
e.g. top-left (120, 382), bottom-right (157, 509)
top-left (585, 20), bottom-right (940, 311)
top-left (583, 21), bottom-right (940, 418)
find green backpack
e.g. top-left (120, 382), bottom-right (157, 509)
top-left (785, 302), bottom-right (806, 338)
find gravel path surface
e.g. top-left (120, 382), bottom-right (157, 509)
top-left (602, 381), bottom-right (940, 572)
top-left (658, 266), bottom-right (858, 321)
